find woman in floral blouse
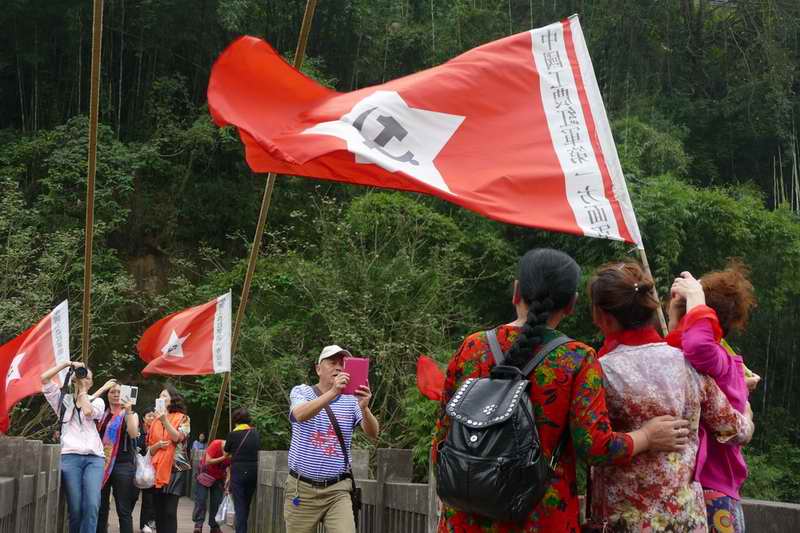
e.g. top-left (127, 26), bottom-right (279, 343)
top-left (432, 249), bottom-right (690, 533)
top-left (588, 261), bottom-right (754, 532)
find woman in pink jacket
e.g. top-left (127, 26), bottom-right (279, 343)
top-left (669, 261), bottom-right (758, 533)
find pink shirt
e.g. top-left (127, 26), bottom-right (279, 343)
top-left (682, 318), bottom-right (749, 499)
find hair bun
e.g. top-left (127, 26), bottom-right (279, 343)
top-left (633, 280), bottom-right (653, 294)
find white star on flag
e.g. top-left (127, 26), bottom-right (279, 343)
top-left (161, 330), bottom-right (190, 358)
top-left (304, 90), bottom-right (465, 193)
top-left (6, 352), bottom-right (25, 387)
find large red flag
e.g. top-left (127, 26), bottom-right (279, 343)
top-left (208, 15), bottom-right (642, 247)
top-left (137, 292), bottom-right (232, 376)
top-left (1, 301), bottom-right (71, 432)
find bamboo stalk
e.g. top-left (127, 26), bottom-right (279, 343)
top-left (81, 0), bottom-right (105, 364)
top-left (208, 0), bottom-right (319, 442)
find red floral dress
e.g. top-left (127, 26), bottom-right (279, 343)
top-left (432, 325), bottom-right (634, 533)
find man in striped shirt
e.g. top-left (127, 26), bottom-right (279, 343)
top-left (284, 345), bottom-right (379, 533)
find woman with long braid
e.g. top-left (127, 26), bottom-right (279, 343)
top-left (432, 248), bottom-right (689, 532)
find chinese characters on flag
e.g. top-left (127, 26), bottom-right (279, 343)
top-left (208, 15), bottom-right (642, 247)
top-left (137, 292), bottom-right (232, 376)
top-left (0, 301), bottom-right (70, 432)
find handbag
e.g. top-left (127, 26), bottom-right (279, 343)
top-left (171, 416), bottom-right (192, 472)
top-left (134, 450), bottom-right (156, 489)
top-left (196, 455), bottom-right (217, 488)
top-left (172, 452), bottom-right (192, 472)
top-left (313, 386), bottom-right (362, 529)
top-left (202, 430), bottom-right (250, 488)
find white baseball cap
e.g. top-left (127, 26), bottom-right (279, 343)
top-left (317, 345), bottom-right (352, 364)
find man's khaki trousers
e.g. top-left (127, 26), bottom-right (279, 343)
top-left (283, 475), bottom-right (356, 533)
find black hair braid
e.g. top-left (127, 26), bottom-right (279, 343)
top-left (501, 248), bottom-right (580, 370)
top-left (505, 296), bottom-right (554, 368)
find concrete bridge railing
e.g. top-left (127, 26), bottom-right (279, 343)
top-left (0, 437), bottom-right (62, 533)
top-left (237, 448), bottom-right (800, 533)
top-left (1, 438), bottom-right (798, 533)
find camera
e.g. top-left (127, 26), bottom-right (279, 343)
top-left (73, 366), bottom-right (88, 379)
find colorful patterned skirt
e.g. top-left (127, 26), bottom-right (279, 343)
top-left (704, 490), bottom-right (745, 533)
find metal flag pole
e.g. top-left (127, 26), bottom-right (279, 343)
top-left (81, 0), bottom-right (105, 364)
top-left (208, 0), bottom-right (320, 441)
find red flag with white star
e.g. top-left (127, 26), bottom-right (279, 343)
top-left (1, 301), bottom-right (71, 432)
top-left (208, 15), bottom-right (642, 246)
top-left (137, 292), bottom-right (232, 376)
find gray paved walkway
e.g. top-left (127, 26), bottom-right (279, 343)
top-left (107, 495), bottom-right (235, 533)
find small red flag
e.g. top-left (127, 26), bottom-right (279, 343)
top-left (138, 292), bottom-right (232, 376)
top-left (208, 15), bottom-right (642, 247)
top-left (416, 356), bottom-right (446, 402)
top-left (1, 301), bottom-right (71, 432)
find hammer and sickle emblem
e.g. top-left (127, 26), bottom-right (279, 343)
top-left (352, 107), bottom-right (420, 166)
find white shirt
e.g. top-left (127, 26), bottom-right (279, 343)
top-left (43, 382), bottom-right (105, 457)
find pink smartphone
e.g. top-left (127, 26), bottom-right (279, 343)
top-left (342, 357), bottom-right (369, 395)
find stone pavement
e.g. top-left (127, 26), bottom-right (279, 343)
top-left (107, 495), bottom-right (235, 533)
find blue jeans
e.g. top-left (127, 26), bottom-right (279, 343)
top-left (61, 453), bottom-right (104, 533)
top-left (192, 479), bottom-right (224, 528)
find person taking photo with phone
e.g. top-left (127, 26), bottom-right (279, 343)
top-left (145, 384), bottom-right (191, 533)
top-left (283, 345), bottom-right (379, 533)
top-left (95, 382), bottom-right (141, 533)
top-left (40, 360), bottom-right (115, 533)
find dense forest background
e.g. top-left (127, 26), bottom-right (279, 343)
top-left (2, 0), bottom-right (800, 501)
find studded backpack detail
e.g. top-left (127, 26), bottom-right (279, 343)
top-left (435, 328), bottom-right (572, 523)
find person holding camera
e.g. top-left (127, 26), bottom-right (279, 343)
top-left (40, 360), bottom-right (116, 533)
top-left (95, 382), bottom-right (141, 533)
top-left (283, 345), bottom-right (379, 533)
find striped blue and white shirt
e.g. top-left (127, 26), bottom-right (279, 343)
top-left (288, 384), bottom-right (363, 480)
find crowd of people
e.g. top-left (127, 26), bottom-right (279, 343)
top-left (34, 245), bottom-right (758, 533)
top-left (38, 365), bottom-right (265, 533)
top-left (432, 248), bottom-right (759, 533)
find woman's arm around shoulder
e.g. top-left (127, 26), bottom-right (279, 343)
top-left (699, 374), bottom-right (754, 445)
top-left (569, 344), bottom-right (689, 464)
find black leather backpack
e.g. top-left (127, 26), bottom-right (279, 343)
top-left (435, 328), bottom-right (571, 523)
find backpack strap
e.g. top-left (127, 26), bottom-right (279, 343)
top-left (487, 330), bottom-right (573, 469)
top-left (522, 335), bottom-right (573, 469)
top-left (485, 328), bottom-right (505, 365)
top-left (520, 335), bottom-right (572, 377)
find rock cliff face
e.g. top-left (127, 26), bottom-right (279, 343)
top-left (127, 252), bottom-right (169, 295)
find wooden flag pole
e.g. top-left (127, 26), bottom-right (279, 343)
top-left (81, 0), bottom-right (105, 364)
top-left (208, 0), bottom-right (319, 442)
top-left (638, 247), bottom-right (669, 335)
